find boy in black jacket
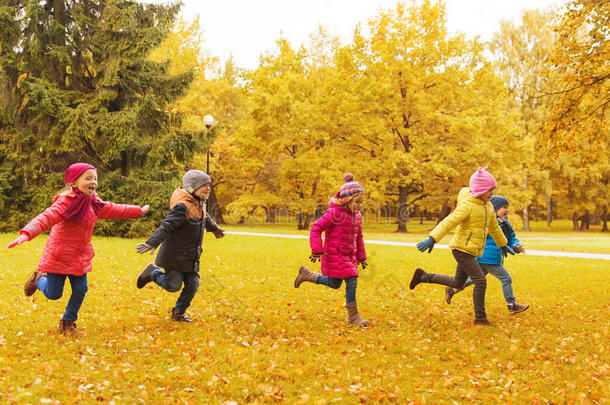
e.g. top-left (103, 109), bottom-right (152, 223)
top-left (135, 170), bottom-right (224, 322)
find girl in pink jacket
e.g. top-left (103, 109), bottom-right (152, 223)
top-left (7, 163), bottom-right (148, 335)
top-left (294, 174), bottom-right (369, 326)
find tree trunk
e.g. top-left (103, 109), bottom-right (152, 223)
top-left (579, 210), bottom-right (590, 231)
top-left (297, 213), bottom-right (311, 230)
top-left (266, 207), bottom-right (276, 223)
top-left (522, 173), bottom-right (530, 231)
top-left (419, 207), bottom-right (424, 225)
top-left (207, 186), bottom-right (224, 224)
top-left (546, 195), bottom-right (552, 227)
top-left (572, 212), bottom-right (579, 231)
top-left (436, 202), bottom-right (451, 224)
top-left (602, 205), bottom-right (608, 232)
top-left (397, 186), bottom-right (408, 233)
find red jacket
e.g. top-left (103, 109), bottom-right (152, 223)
top-left (20, 190), bottom-right (143, 276)
top-left (309, 201), bottom-right (366, 279)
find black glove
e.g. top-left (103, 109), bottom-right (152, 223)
top-left (213, 228), bottom-right (225, 239)
top-left (358, 259), bottom-right (368, 270)
top-left (309, 252), bottom-right (323, 263)
top-left (501, 245), bottom-right (516, 257)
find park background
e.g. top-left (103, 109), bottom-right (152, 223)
top-left (0, 0), bottom-right (609, 403)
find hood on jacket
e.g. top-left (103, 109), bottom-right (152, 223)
top-left (170, 187), bottom-right (206, 219)
top-left (458, 187), bottom-right (484, 205)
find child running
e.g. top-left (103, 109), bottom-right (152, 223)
top-left (135, 170), bottom-right (224, 322)
top-left (294, 174), bottom-right (369, 326)
top-left (410, 167), bottom-right (515, 325)
top-left (7, 163), bottom-right (148, 335)
top-left (445, 195), bottom-right (529, 313)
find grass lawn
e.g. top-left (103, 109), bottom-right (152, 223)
top-left (0, 229), bottom-right (608, 403)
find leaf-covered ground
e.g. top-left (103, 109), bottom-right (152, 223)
top-left (0, 230), bottom-right (608, 404)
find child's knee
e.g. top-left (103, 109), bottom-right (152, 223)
top-left (166, 283), bottom-right (182, 293)
top-left (46, 291), bottom-right (63, 300)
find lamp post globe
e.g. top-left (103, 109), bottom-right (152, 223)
top-left (203, 114), bottom-right (215, 129)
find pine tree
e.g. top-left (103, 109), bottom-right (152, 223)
top-left (0, 0), bottom-right (198, 234)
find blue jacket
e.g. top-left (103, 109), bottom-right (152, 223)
top-left (477, 218), bottom-right (520, 266)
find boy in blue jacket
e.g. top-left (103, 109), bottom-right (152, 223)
top-left (445, 195), bottom-right (529, 314)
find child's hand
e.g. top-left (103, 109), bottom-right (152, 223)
top-left (514, 245), bottom-right (525, 253)
top-left (213, 228), bottom-right (225, 239)
top-left (309, 253), bottom-right (323, 263)
top-left (136, 243), bottom-right (155, 255)
top-left (7, 234), bottom-right (28, 248)
top-left (141, 205), bottom-right (150, 214)
top-left (358, 259), bottom-right (368, 270)
top-left (416, 236), bottom-right (435, 253)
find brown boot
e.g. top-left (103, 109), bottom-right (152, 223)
top-left (294, 265), bottom-right (319, 288)
top-left (409, 268), bottom-right (426, 290)
top-left (137, 263), bottom-right (159, 289)
top-left (171, 308), bottom-right (193, 322)
top-left (445, 286), bottom-right (456, 304)
top-left (346, 301), bottom-right (370, 326)
top-left (59, 319), bottom-right (84, 336)
top-left (24, 271), bottom-right (44, 297)
top-left (473, 318), bottom-right (492, 326)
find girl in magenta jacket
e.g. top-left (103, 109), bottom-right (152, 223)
top-left (294, 174), bottom-right (369, 326)
top-left (7, 163), bottom-right (148, 335)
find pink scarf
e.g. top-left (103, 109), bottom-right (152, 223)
top-left (61, 189), bottom-right (106, 223)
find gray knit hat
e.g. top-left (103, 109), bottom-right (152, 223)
top-left (183, 170), bottom-right (211, 194)
top-left (490, 195), bottom-right (509, 211)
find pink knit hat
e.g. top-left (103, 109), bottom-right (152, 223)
top-left (469, 167), bottom-right (497, 197)
top-left (64, 163), bottom-right (96, 184)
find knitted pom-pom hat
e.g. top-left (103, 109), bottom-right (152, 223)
top-left (335, 173), bottom-right (364, 203)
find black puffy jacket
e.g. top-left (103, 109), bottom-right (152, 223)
top-left (146, 187), bottom-right (220, 272)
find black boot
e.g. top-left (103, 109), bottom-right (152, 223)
top-left (171, 308), bottom-right (193, 322)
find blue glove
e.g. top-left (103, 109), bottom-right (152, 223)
top-left (501, 245), bottom-right (515, 257)
top-left (416, 236), bottom-right (435, 253)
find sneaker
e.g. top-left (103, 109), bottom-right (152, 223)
top-left (137, 263), bottom-right (158, 289)
top-left (507, 302), bottom-right (529, 314)
top-left (445, 286), bottom-right (455, 305)
top-left (24, 271), bottom-right (44, 297)
top-left (171, 308), bottom-right (193, 322)
top-left (409, 268), bottom-right (426, 290)
top-left (473, 318), bottom-right (492, 326)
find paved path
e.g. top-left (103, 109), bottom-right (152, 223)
top-left (226, 231), bottom-right (610, 261)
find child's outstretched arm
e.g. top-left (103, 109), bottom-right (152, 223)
top-left (98, 202), bottom-right (148, 220)
top-left (204, 214), bottom-right (225, 239)
top-left (137, 204), bottom-right (187, 253)
top-left (417, 203), bottom-right (470, 253)
top-left (7, 196), bottom-right (74, 248)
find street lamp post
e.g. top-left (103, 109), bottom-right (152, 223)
top-left (203, 114), bottom-right (215, 175)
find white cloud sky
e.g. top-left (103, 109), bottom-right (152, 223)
top-left (162, 0), bottom-right (568, 69)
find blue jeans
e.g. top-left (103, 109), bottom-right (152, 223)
top-left (461, 264), bottom-right (515, 303)
top-left (151, 269), bottom-right (200, 313)
top-left (36, 273), bottom-right (88, 321)
top-left (315, 275), bottom-right (358, 304)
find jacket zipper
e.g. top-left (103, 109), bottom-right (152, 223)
top-left (465, 232), bottom-right (473, 246)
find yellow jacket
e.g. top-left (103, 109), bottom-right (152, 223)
top-left (429, 187), bottom-right (508, 257)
